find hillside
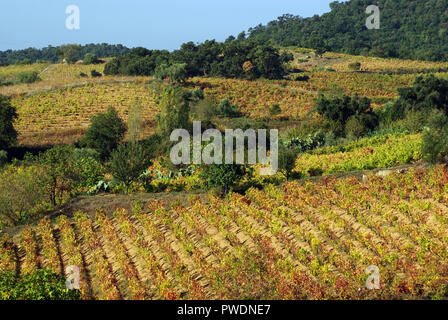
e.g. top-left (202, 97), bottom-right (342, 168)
top-left (247, 0), bottom-right (448, 61)
top-left (2, 165), bottom-right (448, 299)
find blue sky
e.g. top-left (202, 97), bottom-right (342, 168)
top-left (0, 0), bottom-right (345, 51)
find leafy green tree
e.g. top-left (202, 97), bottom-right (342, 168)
top-left (422, 110), bottom-right (448, 163)
top-left (314, 94), bottom-right (378, 136)
top-left (58, 44), bottom-right (81, 64)
top-left (0, 269), bottom-right (81, 300)
top-left (385, 75), bottom-right (448, 122)
top-left (15, 71), bottom-right (40, 84)
top-left (83, 53), bottom-right (100, 64)
top-left (109, 142), bottom-right (152, 193)
top-left (200, 164), bottom-right (246, 194)
top-left (155, 85), bottom-right (191, 136)
top-left (90, 69), bottom-right (102, 77)
top-left (0, 95), bottom-right (18, 150)
top-left (81, 107), bottom-right (127, 159)
top-left (216, 99), bottom-right (241, 118)
top-left (154, 63), bottom-right (188, 84)
top-left (38, 145), bottom-right (77, 206)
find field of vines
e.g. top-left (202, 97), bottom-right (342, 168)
top-left (294, 133), bottom-right (423, 177)
top-left (3, 51), bottom-right (440, 147)
top-left (2, 165), bottom-right (448, 300)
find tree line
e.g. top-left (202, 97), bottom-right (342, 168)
top-left (104, 39), bottom-right (293, 80)
top-left (0, 44), bottom-right (130, 65)
top-left (246, 0), bottom-right (448, 61)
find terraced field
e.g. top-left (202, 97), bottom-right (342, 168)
top-left (2, 165), bottom-right (448, 300)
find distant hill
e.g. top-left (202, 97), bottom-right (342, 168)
top-left (246, 0), bottom-right (448, 61)
top-left (0, 44), bottom-right (130, 65)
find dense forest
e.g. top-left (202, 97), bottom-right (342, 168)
top-left (246, 0), bottom-right (448, 61)
top-left (0, 44), bottom-right (130, 65)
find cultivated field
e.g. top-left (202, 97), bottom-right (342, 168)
top-left (2, 166), bottom-right (448, 299)
top-left (3, 51), bottom-right (448, 146)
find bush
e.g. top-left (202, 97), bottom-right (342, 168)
top-left (0, 150), bottom-right (7, 167)
top-left (0, 165), bottom-right (46, 227)
top-left (293, 74), bottom-right (310, 81)
top-left (278, 145), bottom-right (300, 179)
top-left (38, 145), bottom-right (79, 207)
top-left (155, 85), bottom-right (191, 136)
top-left (0, 95), bottom-right (18, 150)
top-left (217, 99), bottom-right (241, 118)
top-left (385, 75), bottom-right (448, 123)
top-left (0, 269), bottom-right (81, 300)
top-left (422, 110), bottom-right (448, 164)
top-left (314, 93), bottom-right (378, 136)
top-left (200, 164), bottom-right (246, 194)
top-left (79, 72), bottom-right (88, 78)
top-left (83, 53), bottom-right (100, 65)
top-left (109, 142), bottom-right (152, 193)
top-left (269, 104), bottom-right (282, 116)
top-left (348, 62), bottom-right (361, 71)
top-left (154, 63), bottom-right (188, 84)
top-left (15, 71), bottom-right (40, 84)
top-left (73, 156), bottom-right (104, 189)
top-left (90, 69), bottom-right (102, 77)
top-left (80, 107), bottom-right (126, 159)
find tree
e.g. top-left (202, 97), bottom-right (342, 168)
top-left (83, 53), bottom-right (100, 64)
top-left (200, 164), bottom-right (246, 194)
top-left (81, 107), bottom-right (127, 159)
top-left (38, 145), bottom-right (77, 207)
top-left (154, 63), bottom-right (188, 84)
top-left (385, 75), bottom-right (448, 122)
top-left (314, 94), bottom-right (378, 136)
top-left (155, 85), bottom-right (191, 136)
top-left (422, 110), bottom-right (448, 163)
top-left (109, 142), bottom-right (152, 193)
top-left (58, 44), bottom-right (81, 64)
top-left (0, 95), bottom-right (18, 150)
top-left (216, 99), bottom-right (241, 118)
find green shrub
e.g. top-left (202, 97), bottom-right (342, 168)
top-left (200, 164), bottom-right (246, 194)
top-left (90, 69), bottom-right (102, 77)
top-left (155, 85), bottom-right (191, 136)
top-left (80, 107), bottom-right (127, 159)
top-left (269, 104), bottom-right (282, 116)
top-left (293, 74), bottom-right (310, 81)
top-left (0, 269), bottom-right (81, 300)
top-left (278, 145), bottom-right (300, 179)
top-left (0, 165), bottom-right (47, 227)
top-left (385, 75), bottom-right (448, 123)
top-left (422, 110), bottom-right (448, 164)
top-left (348, 62), bottom-right (361, 71)
top-left (217, 99), bottom-right (241, 118)
top-left (38, 145), bottom-right (78, 207)
top-left (109, 142), bottom-right (152, 193)
top-left (154, 63), bottom-right (188, 84)
top-left (345, 115), bottom-right (373, 139)
top-left (79, 72), bottom-right (88, 78)
top-left (0, 95), bottom-right (18, 150)
top-left (15, 71), bottom-right (40, 84)
top-left (73, 156), bottom-right (104, 189)
top-left (0, 150), bottom-right (7, 167)
top-left (83, 53), bottom-right (100, 65)
top-left (314, 93), bottom-right (378, 136)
